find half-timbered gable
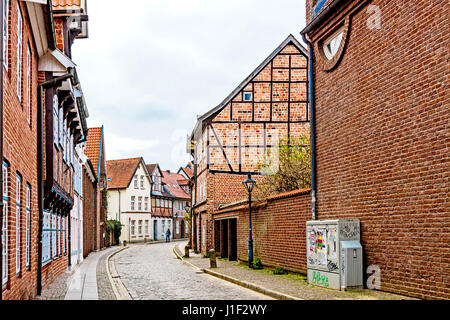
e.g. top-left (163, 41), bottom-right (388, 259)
top-left (189, 35), bottom-right (310, 254)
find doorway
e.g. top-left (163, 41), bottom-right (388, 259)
top-left (153, 220), bottom-right (158, 240)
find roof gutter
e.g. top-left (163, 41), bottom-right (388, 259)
top-left (300, 0), bottom-right (350, 35)
top-left (301, 33), bottom-right (317, 221)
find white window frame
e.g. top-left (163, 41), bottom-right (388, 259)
top-left (144, 220), bottom-right (149, 236)
top-left (2, 0), bottom-right (9, 70)
top-left (140, 175), bottom-right (144, 189)
top-left (16, 3), bottom-right (23, 101)
top-left (138, 220), bottom-right (142, 236)
top-left (138, 196), bottom-right (142, 211)
top-left (176, 220), bottom-right (180, 234)
top-left (25, 184), bottom-right (30, 268)
top-left (131, 196), bottom-right (135, 211)
top-left (42, 210), bottom-right (51, 264)
top-left (156, 198), bottom-right (160, 207)
top-left (53, 95), bottom-right (59, 145)
top-left (2, 162), bottom-right (9, 286)
top-left (134, 175), bottom-right (138, 189)
top-left (15, 174), bottom-right (21, 274)
top-left (51, 213), bottom-right (56, 258)
top-left (144, 197), bottom-right (149, 211)
top-left (323, 27), bottom-right (344, 60)
top-left (130, 220), bottom-right (136, 238)
top-left (26, 44), bottom-right (31, 124)
top-left (243, 92), bottom-right (253, 102)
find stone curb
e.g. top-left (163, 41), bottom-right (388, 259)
top-left (106, 246), bottom-right (133, 300)
top-left (172, 244), bottom-right (301, 300)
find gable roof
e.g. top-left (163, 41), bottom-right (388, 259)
top-left (106, 157), bottom-right (147, 189)
top-left (146, 163), bottom-right (163, 177)
top-left (195, 34), bottom-right (308, 127)
top-left (85, 127), bottom-right (103, 179)
top-left (177, 166), bottom-right (194, 179)
top-left (161, 171), bottom-right (191, 200)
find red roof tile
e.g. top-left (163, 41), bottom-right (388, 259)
top-left (106, 158), bottom-right (142, 189)
top-left (162, 171), bottom-right (190, 200)
top-left (52, 0), bottom-right (82, 11)
top-left (85, 127), bottom-right (102, 177)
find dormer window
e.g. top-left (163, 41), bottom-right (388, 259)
top-left (323, 28), bottom-right (344, 60)
top-left (243, 92), bottom-right (253, 102)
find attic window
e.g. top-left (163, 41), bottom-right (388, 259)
top-left (323, 28), bottom-right (344, 60)
top-left (243, 92), bottom-right (253, 102)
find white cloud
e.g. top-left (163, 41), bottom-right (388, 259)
top-left (72, 0), bottom-right (307, 171)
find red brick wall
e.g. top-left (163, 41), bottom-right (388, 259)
top-left (305, 0), bottom-right (449, 300)
top-left (82, 168), bottom-right (95, 258)
top-left (2, 1), bottom-right (40, 300)
top-left (214, 191), bottom-right (312, 273)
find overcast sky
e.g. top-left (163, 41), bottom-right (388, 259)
top-left (72, 0), bottom-right (307, 172)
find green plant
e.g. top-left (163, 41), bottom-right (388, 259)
top-left (256, 134), bottom-right (311, 198)
top-left (252, 258), bottom-right (263, 269)
top-left (273, 267), bottom-right (288, 275)
top-left (203, 251), bottom-right (211, 259)
top-left (106, 220), bottom-right (122, 245)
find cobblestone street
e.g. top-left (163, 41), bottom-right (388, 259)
top-left (112, 242), bottom-right (272, 300)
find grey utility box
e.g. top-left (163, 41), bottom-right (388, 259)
top-left (341, 241), bottom-right (363, 289)
top-left (306, 219), bottom-right (363, 290)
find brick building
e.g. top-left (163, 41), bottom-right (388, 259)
top-left (81, 155), bottom-right (95, 258)
top-left (1, 0), bottom-right (55, 300)
top-left (188, 35), bottom-right (310, 254)
top-left (39, 0), bottom-right (89, 295)
top-left (147, 164), bottom-right (174, 241)
top-left (83, 126), bottom-right (108, 254)
top-left (1, 0), bottom-right (89, 299)
top-left (301, 0), bottom-right (449, 299)
top-left (161, 170), bottom-right (190, 240)
top-left (107, 158), bottom-right (152, 244)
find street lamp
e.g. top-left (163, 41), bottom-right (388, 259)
top-left (243, 173), bottom-right (256, 268)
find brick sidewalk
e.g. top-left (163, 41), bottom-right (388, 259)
top-left (175, 242), bottom-right (415, 300)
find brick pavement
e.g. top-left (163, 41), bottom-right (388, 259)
top-left (175, 242), bottom-right (415, 300)
top-left (112, 242), bottom-right (273, 300)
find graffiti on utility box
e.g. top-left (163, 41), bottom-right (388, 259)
top-left (307, 224), bottom-right (339, 272)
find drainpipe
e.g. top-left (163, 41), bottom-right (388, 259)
top-left (301, 33), bottom-right (317, 221)
top-left (0, 0), bottom-right (4, 301)
top-left (36, 73), bottom-right (74, 296)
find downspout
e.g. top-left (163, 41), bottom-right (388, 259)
top-left (0, 0), bottom-right (4, 301)
top-left (301, 33), bottom-right (317, 221)
top-left (92, 181), bottom-right (96, 252)
top-left (37, 73), bottom-right (74, 296)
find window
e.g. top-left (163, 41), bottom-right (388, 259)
top-left (25, 184), bottom-right (30, 268)
top-left (243, 92), bottom-right (253, 101)
top-left (26, 45), bottom-right (31, 124)
top-left (53, 95), bottom-right (59, 145)
top-left (2, 163), bottom-right (9, 286)
top-left (16, 4), bottom-right (23, 101)
top-left (57, 215), bottom-right (60, 256)
top-left (138, 220), bottom-right (142, 236)
top-left (144, 197), bottom-right (149, 211)
top-left (42, 210), bottom-right (51, 264)
top-left (2, 0), bottom-right (9, 70)
top-left (130, 220), bottom-right (136, 237)
top-left (51, 213), bottom-right (56, 258)
top-left (165, 199), bottom-right (168, 208)
top-left (15, 174), bottom-right (21, 274)
top-left (145, 220), bottom-right (149, 236)
top-left (169, 201), bottom-right (172, 208)
top-left (138, 196), bottom-right (142, 211)
top-left (156, 198), bottom-right (160, 207)
top-left (323, 28), bottom-right (344, 60)
top-left (58, 106), bottom-right (63, 146)
top-left (140, 175), bottom-right (144, 189)
top-left (62, 216), bottom-right (66, 254)
top-left (134, 175), bottom-right (138, 189)
top-left (131, 196), bottom-right (135, 211)
top-left (176, 221), bottom-right (180, 234)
